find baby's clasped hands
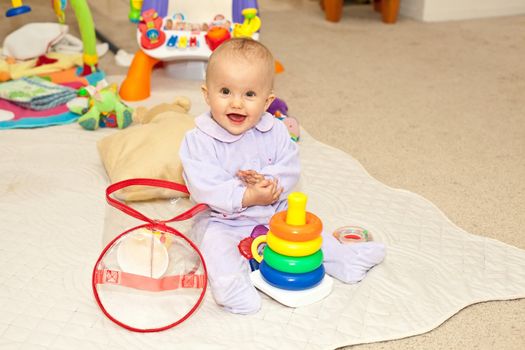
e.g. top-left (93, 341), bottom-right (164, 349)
top-left (237, 169), bottom-right (265, 185)
top-left (238, 170), bottom-right (283, 207)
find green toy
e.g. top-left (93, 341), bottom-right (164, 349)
top-left (70, 82), bottom-right (133, 130)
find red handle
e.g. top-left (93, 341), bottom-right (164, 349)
top-left (106, 178), bottom-right (208, 224)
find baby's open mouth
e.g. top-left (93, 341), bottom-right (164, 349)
top-left (227, 113), bottom-right (247, 123)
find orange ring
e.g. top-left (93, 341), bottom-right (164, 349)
top-left (269, 211), bottom-right (323, 242)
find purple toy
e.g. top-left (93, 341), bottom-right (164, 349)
top-left (267, 97), bottom-right (288, 116)
top-left (251, 224), bottom-right (269, 238)
top-left (141, 0), bottom-right (168, 18)
top-left (266, 97), bottom-right (300, 142)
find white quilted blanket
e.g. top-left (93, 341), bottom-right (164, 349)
top-left (1, 77), bottom-right (524, 349)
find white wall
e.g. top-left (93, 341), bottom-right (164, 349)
top-left (167, 0), bottom-right (232, 22)
top-left (399, 0), bottom-right (425, 20)
top-left (399, 0), bottom-right (525, 22)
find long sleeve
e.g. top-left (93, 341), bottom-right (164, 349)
top-left (180, 130), bottom-right (246, 215)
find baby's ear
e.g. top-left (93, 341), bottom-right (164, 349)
top-left (264, 92), bottom-right (276, 111)
top-left (201, 85), bottom-right (210, 105)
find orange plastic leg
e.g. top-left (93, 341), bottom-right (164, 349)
top-left (275, 60), bottom-right (284, 74)
top-left (119, 50), bottom-right (160, 101)
top-left (323, 0), bottom-right (343, 22)
top-left (381, 0), bottom-right (400, 24)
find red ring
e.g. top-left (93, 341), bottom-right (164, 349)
top-left (269, 211), bottom-right (322, 242)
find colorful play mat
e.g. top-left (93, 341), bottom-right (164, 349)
top-left (0, 69), bottom-right (105, 129)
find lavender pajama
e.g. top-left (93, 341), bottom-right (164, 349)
top-left (180, 112), bottom-right (385, 314)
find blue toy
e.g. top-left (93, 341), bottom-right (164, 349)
top-left (259, 262), bottom-right (325, 291)
top-left (5, 0), bottom-right (31, 17)
top-left (167, 35), bottom-right (178, 47)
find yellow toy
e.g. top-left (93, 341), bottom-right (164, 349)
top-left (128, 0), bottom-right (144, 23)
top-left (233, 8), bottom-right (261, 38)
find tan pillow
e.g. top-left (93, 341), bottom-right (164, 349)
top-left (97, 97), bottom-right (195, 201)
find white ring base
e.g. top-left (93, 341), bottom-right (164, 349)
top-left (250, 270), bottom-right (333, 308)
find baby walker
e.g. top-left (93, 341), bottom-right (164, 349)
top-left (119, 0), bottom-right (261, 101)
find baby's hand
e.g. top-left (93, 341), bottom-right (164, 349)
top-left (242, 178), bottom-right (283, 207)
top-left (237, 169), bottom-right (265, 185)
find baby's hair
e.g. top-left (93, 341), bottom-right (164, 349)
top-left (206, 38), bottom-right (275, 86)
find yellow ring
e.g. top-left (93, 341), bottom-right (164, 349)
top-left (267, 232), bottom-right (322, 257)
top-left (250, 235), bottom-right (267, 263)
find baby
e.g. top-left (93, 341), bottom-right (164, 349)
top-left (179, 38), bottom-right (385, 314)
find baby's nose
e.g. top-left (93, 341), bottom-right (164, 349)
top-left (230, 96), bottom-right (243, 108)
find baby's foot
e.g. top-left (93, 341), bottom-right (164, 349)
top-left (322, 237), bottom-right (386, 284)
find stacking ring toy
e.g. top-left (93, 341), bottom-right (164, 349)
top-left (259, 261), bottom-right (325, 291)
top-left (269, 211), bottom-right (323, 242)
top-left (267, 232), bottom-right (322, 257)
top-left (263, 247), bottom-right (323, 274)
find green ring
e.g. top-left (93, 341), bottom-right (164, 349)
top-left (263, 247), bottom-right (323, 274)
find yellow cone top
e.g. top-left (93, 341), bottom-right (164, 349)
top-left (286, 192), bottom-right (307, 226)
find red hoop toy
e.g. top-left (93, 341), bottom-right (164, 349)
top-left (92, 178), bottom-right (209, 332)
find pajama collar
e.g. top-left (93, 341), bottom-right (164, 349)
top-left (195, 111), bottom-right (275, 143)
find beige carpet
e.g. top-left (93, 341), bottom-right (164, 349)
top-left (263, 4), bottom-right (525, 349)
top-left (1, 0), bottom-right (524, 349)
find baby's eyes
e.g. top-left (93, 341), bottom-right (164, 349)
top-left (218, 88), bottom-right (257, 97)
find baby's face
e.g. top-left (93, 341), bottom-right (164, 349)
top-left (202, 56), bottom-right (275, 135)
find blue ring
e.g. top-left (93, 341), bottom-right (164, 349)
top-left (259, 261), bottom-right (325, 291)
top-left (6, 5), bottom-right (31, 17)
